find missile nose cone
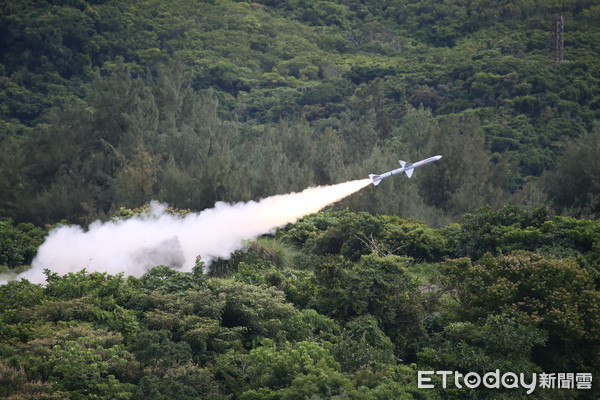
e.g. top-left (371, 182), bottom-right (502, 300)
top-left (434, 155), bottom-right (442, 160)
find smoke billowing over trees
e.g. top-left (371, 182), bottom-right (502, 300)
top-left (1, 1), bottom-right (599, 398)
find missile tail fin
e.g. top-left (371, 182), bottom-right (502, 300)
top-left (405, 169), bottom-right (414, 178)
top-left (369, 174), bottom-right (382, 186)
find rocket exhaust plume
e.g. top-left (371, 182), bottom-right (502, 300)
top-left (10, 179), bottom-right (372, 284)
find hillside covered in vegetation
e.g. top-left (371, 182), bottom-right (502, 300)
top-left (0, 0), bottom-right (599, 225)
top-left (1, 207), bottom-right (599, 399)
top-left (0, 2), bottom-right (599, 398)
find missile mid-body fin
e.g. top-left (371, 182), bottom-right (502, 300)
top-left (399, 160), bottom-right (414, 177)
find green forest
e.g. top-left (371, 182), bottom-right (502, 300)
top-left (1, 207), bottom-right (599, 399)
top-left (1, 0), bottom-right (599, 398)
top-left (1, 0), bottom-right (599, 223)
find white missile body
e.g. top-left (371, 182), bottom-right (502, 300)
top-left (369, 155), bottom-right (442, 186)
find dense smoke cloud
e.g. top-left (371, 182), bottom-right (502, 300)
top-left (10, 179), bottom-right (372, 284)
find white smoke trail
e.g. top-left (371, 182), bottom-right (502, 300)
top-left (11, 179), bottom-right (372, 284)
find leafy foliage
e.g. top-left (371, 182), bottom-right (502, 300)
top-left (0, 219), bottom-right (46, 270)
top-left (446, 205), bottom-right (600, 272)
top-left (1, 0), bottom-right (600, 397)
top-left (1, 0), bottom-right (599, 225)
top-left (439, 251), bottom-right (599, 374)
top-left (1, 208), bottom-right (599, 399)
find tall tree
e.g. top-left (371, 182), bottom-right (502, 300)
top-left (419, 114), bottom-right (507, 216)
top-left (544, 129), bottom-right (600, 218)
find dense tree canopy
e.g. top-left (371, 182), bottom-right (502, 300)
top-left (1, 208), bottom-right (599, 399)
top-left (1, 1), bottom-right (599, 398)
top-left (0, 0), bottom-right (599, 224)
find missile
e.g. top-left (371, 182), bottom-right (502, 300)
top-left (369, 155), bottom-right (442, 186)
